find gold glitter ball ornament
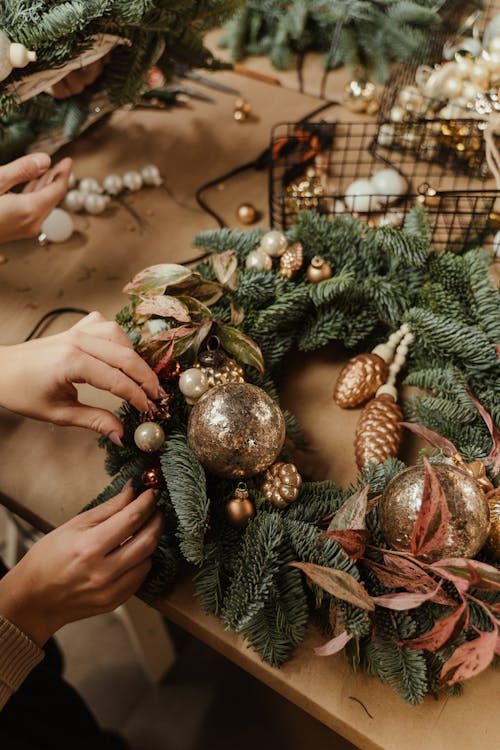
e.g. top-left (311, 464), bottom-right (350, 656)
top-left (187, 383), bottom-right (286, 478)
top-left (484, 491), bottom-right (500, 562)
top-left (354, 394), bottom-right (403, 470)
top-left (262, 462), bottom-right (302, 508)
top-left (280, 241), bottom-right (304, 279)
top-left (225, 483), bottom-right (255, 527)
top-left (333, 353), bottom-right (389, 408)
top-left (379, 463), bottom-right (491, 562)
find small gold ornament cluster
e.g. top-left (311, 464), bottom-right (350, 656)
top-left (262, 462), bottom-right (302, 508)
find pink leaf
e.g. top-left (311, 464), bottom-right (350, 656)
top-left (440, 627), bottom-right (498, 687)
top-left (466, 390), bottom-right (500, 476)
top-left (367, 556), bottom-right (456, 606)
top-left (431, 558), bottom-right (500, 592)
top-left (314, 630), bottom-right (353, 656)
top-left (291, 562), bottom-right (375, 611)
top-left (150, 325), bottom-right (197, 358)
top-left (371, 584), bottom-right (445, 611)
top-left (212, 250), bottom-right (238, 289)
top-left (401, 422), bottom-right (457, 456)
top-left (402, 604), bottom-right (469, 652)
top-left (410, 458), bottom-right (451, 558)
top-left (136, 295), bottom-right (191, 322)
top-left (323, 529), bottom-right (369, 559)
top-left (328, 486), bottom-right (369, 531)
top-left (123, 264), bottom-right (192, 296)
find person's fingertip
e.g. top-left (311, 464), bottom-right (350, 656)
top-left (123, 478), bottom-right (134, 491)
top-left (108, 430), bottom-right (124, 447)
top-left (32, 153), bottom-right (51, 173)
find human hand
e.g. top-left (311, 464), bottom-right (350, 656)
top-left (48, 59), bottom-right (106, 99)
top-left (0, 483), bottom-right (163, 646)
top-left (0, 311), bottom-right (161, 443)
top-left (0, 153), bottom-right (72, 244)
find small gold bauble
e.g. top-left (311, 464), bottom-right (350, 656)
top-left (484, 491), bottom-right (500, 561)
top-left (141, 466), bottom-right (162, 489)
top-left (379, 463), bottom-right (491, 562)
top-left (306, 255), bottom-right (332, 284)
top-left (234, 97), bottom-right (251, 122)
top-left (262, 462), bottom-right (302, 508)
top-left (343, 79), bottom-right (378, 114)
top-left (225, 483), bottom-right (255, 527)
top-left (187, 383), bottom-right (286, 478)
top-left (236, 203), bottom-right (258, 225)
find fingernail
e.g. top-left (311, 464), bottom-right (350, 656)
top-left (108, 431), bottom-right (124, 447)
top-left (123, 478), bottom-right (133, 490)
top-left (147, 398), bottom-right (159, 413)
top-left (32, 153), bottom-right (51, 172)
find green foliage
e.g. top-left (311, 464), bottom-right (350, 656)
top-left (363, 638), bottom-right (428, 705)
top-left (219, 1), bottom-right (472, 82)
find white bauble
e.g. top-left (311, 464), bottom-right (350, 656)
top-left (40, 209), bottom-right (74, 243)
top-left (377, 123), bottom-right (395, 147)
top-left (134, 422), bottom-right (165, 452)
top-left (469, 60), bottom-right (490, 87)
top-left (102, 174), bottom-right (123, 196)
top-left (455, 55), bottom-right (474, 77)
top-left (123, 170), bottom-right (143, 192)
top-left (64, 190), bottom-right (85, 213)
top-left (489, 36), bottom-right (500, 55)
top-left (245, 249), bottom-right (273, 271)
top-left (179, 368), bottom-right (209, 401)
top-left (259, 230), bottom-right (288, 257)
top-left (344, 179), bottom-right (380, 213)
top-left (68, 172), bottom-right (77, 190)
top-left (484, 16), bottom-right (500, 48)
top-left (84, 193), bottom-right (109, 215)
top-left (389, 105), bottom-right (405, 123)
top-left (462, 82), bottom-right (481, 101)
top-left (441, 74), bottom-right (463, 99)
top-left (0, 31), bottom-right (36, 82)
top-left (371, 169), bottom-right (406, 204)
top-left (493, 231), bottom-right (500, 258)
top-left (141, 164), bottom-right (163, 186)
top-left (79, 177), bottom-right (103, 194)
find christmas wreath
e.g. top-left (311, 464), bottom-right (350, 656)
top-left (91, 208), bottom-right (500, 705)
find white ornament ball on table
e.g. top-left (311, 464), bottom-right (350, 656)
top-left (141, 164), bottom-right (163, 187)
top-left (179, 368), bottom-right (209, 401)
top-left (40, 209), bottom-right (74, 243)
top-left (123, 171), bottom-right (143, 192)
top-left (68, 172), bottom-right (77, 190)
top-left (64, 190), bottom-right (85, 213)
top-left (79, 177), bottom-right (103, 194)
top-left (84, 193), bottom-right (109, 215)
top-left (0, 31), bottom-right (36, 82)
top-left (134, 422), bottom-right (165, 452)
top-left (345, 179), bottom-right (380, 213)
top-left (245, 248), bottom-right (273, 271)
top-left (371, 169), bottom-right (406, 205)
top-left (102, 174), bottom-right (123, 196)
top-left (259, 230), bottom-right (288, 257)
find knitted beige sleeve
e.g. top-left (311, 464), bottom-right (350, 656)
top-left (0, 616), bottom-right (44, 710)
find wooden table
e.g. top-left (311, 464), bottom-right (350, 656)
top-left (0, 70), bottom-right (498, 750)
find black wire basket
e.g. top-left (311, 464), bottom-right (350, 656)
top-left (268, 119), bottom-right (499, 252)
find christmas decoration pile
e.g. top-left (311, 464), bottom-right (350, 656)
top-left (91, 209), bottom-right (500, 705)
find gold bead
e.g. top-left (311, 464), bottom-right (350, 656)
top-left (306, 255), bottom-right (332, 283)
top-left (236, 203), bottom-right (258, 225)
top-left (226, 483), bottom-right (255, 527)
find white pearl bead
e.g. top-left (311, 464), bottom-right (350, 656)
top-left (245, 249), bottom-right (273, 271)
top-left (470, 61), bottom-right (489, 87)
top-left (493, 230), bottom-right (500, 258)
top-left (377, 123), bottom-right (395, 146)
top-left (489, 36), bottom-right (500, 55)
top-left (371, 169), bottom-right (406, 204)
top-left (64, 190), bottom-right (85, 213)
top-left (376, 384), bottom-right (398, 401)
top-left (259, 230), bottom-right (288, 257)
top-left (68, 172), bottom-right (77, 190)
top-left (179, 368), bottom-right (209, 400)
top-left (389, 105), bottom-right (405, 123)
top-left (345, 179), bottom-right (379, 213)
top-left (84, 193), bottom-right (109, 215)
top-left (141, 164), bottom-right (162, 186)
top-left (393, 353), bottom-right (407, 367)
top-left (455, 55), bottom-right (474, 77)
top-left (372, 343), bottom-right (394, 363)
top-left (441, 75), bottom-right (463, 99)
top-left (397, 343), bottom-right (408, 356)
top-left (462, 82), bottom-right (481, 101)
top-left (40, 208), bottom-right (74, 243)
top-left (102, 174), bottom-right (123, 196)
top-left (79, 177), bottom-right (102, 194)
top-left (123, 171), bottom-right (143, 192)
top-left (134, 422), bottom-right (165, 452)
top-left (400, 323), bottom-right (410, 335)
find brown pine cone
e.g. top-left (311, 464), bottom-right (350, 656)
top-left (333, 353), bottom-right (388, 408)
top-left (354, 394), bottom-right (403, 470)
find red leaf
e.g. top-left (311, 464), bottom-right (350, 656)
top-left (366, 556), bottom-right (456, 606)
top-left (291, 562), bottom-right (375, 611)
top-left (314, 630), bottom-right (353, 656)
top-left (466, 390), bottom-right (500, 476)
top-left (431, 558), bottom-right (500, 592)
top-left (323, 529), bottom-right (369, 559)
top-left (401, 422), bottom-right (457, 456)
top-left (136, 295), bottom-right (191, 322)
top-left (402, 604), bottom-right (469, 652)
top-left (440, 627), bottom-right (498, 687)
top-left (371, 584), bottom-right (445, 611)
top-left (410, 458), bottom-right (451, 558)
top-left (328, 486), bottom-right (369, 531)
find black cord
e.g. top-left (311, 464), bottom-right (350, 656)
top-left (23, 307), bottom-right (90, 341)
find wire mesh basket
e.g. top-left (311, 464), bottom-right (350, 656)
top-left (269, 119), bottom-right (500, 251)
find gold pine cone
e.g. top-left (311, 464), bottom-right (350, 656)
top-left (484, 491), bottom-right (500, 562)
top-left (333, 353), bottom-right (389, 408)
top-left (280, 241), bottom-right (304, 279)
top-left (354, 394), bottom-right (403, 470)
top-left (262, 462), bottom-right (302, 509)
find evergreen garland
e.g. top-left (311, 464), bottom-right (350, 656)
top-left (0, 0), bottom-right (243, 160)
top-left (218, 1), bottom-right (475, 82)
top-left (90, 208), bottom-right (500, 704)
